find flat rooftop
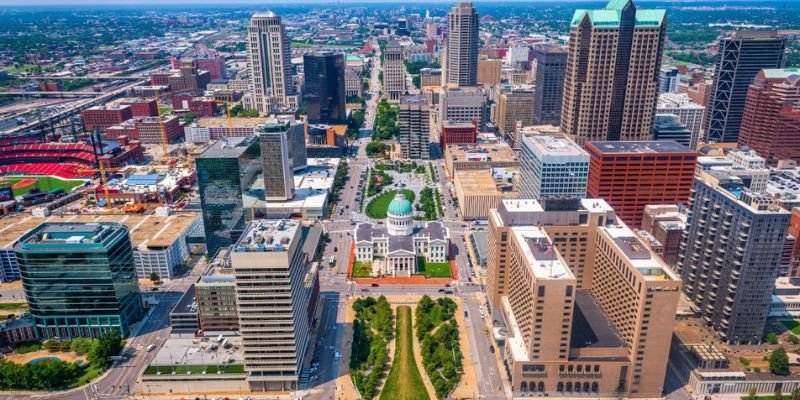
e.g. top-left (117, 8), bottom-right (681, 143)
top-left (522, 134), bottom-right (588, 158)
top-left (570, 291), bottom-right (625, 350)
top-left (233, 219), bottom-right (300, 253)
top-left (150, 336), bottom-right (244, 367)
top-left (198, 136), bottom-right (256, 159)
top-left (511, 226), bottom-right (573, 280)
top-left (16, 223), bottom-right (121, 246)
top-left (589, 140), bottom-right (692, 154)
top-left (446, 143), bottom-right (518, 163)
top-left (603, 226), bottom-right (679, 281)
top-left (0, 213), bottom-right (197, 251)
top-left (455, 169), bottom-right (500, 195)
top-left (193, 117), bottom-right (267, 128)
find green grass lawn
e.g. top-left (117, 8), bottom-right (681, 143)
top-left (352, 261), bottom-right (373, 278)
top-left (380, 306), bottom-right (430, 400)
top-left (72, 362), bottom-right (104, 388)
top-left (3, 63), bottom-right (39, 74)
top-left (142, 364), bottom-right (245, 375)
top-left (417, 257), bottom-right (452, 278)
top-left (365, 189), bottom-right (416, 219)
top-left (0, 302), bottom-right (27, 310)
top-left (781, 320), bottom-right (800, 334)
top-left (5, 176), bottom-right (87, 196)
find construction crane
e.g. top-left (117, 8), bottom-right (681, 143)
top-left (76, 166), bottom-right (126, 209)
top-left (153, 90), bottom-right (176, 161)
top-left (211, 99), bottom-right (236, 138)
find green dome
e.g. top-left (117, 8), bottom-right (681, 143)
top-left (387, 193), bottom-right (413, 216)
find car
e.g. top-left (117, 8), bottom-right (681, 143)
top-left (445, 284), bottom-right (451, 288)
top-left (361, 288), bottom-right (369, 292)
top-left (334, 351), bottom-right (341, 360)
top-left (371, 283), bottom-right (379, 287)
top-left (438, 289), bottom-right (445, 293)
top-left (151, 287), bottom-right (159, 291)
top-left (489, 346), bottom-right (495, 354)
top-left (309, 366), bottom-right (318, 373)
top-left (311, 362), bottom-right (320, 368)
top-left (464, 311), bottom-right (469, 317)
top-left (309, 375), bottom-right (318, 382)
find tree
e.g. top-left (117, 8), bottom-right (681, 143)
top-left (747, 387), bottom-right (757, 400)
top-left (776, 388), bottom-right (784, 400)
top-left (149, 272), bottom-right (160, 284)
top-left (182, 111), bottom-right (196, 124)
top-left (89, 330), bottom-right (123, 369)
top-left (790, 334), bottom-right (799, 345)
top-left (766, 332), bottom-right (779, 344)
top-left (770, 347), bottom-right (790, 376)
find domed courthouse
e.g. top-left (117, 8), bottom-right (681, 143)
top-left (354, 193), bottom-right (449, 277)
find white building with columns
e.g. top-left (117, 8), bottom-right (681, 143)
top-left (354, 193), bottom-right (449, 277)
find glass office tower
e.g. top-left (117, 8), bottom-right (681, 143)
top-left (15, 222), bottom-right (144, 339)
top-left (196, 136), bottom-right (263, 258)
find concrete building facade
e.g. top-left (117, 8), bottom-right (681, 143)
top-left (445, 2), bottom-right (479, 87)
top-left (519, 134), bottom-right (589, 200)
top-left (247, 12), bottom-right (298, 115)
top-left (399, 95), bottom-right (431, 160)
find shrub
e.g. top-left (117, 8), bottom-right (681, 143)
top-left (770, 347), bottom-right (790, 376)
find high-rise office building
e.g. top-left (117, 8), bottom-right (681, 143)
top-left (677, 170), bottom-right (790, 344)
top-left (652, 114), bottom-right (692, 147)
top-left (656, 93), bottom-right (704, 150)
top-left (738, 68), bottom-right (800, 166)
top-left (440, 86), bottom-right (486, 131)
top-left (477, 57), bottom-right (502, 86)
top-left (232, 219), bottom-right (318, 391)
top-left (561, 0), bottom-right (666, 145)
top-left (247, 12), bottom-right (298, 115)
top-left (196, 136), bottom-right (263, 258)
top-left (519, 134), bottom-right (589, 200)
top-left (258, 124), bottom-right (295, 201)
top-left (303, 52), bottom-right (346, 124)
top-left (496, 88), bottom-right (535, 147)
top-left (15, 222), bottom-right (144, 339)
top-left (384, 41), bottom-right (406, 101)
top-left (487, 199), bottom-right (680, 397)
top-left (659, 66), bottom-right (680, 93)
top-left (399, 95), bottom-right (431, 160)
top-left (445, 2), bottom-right (479, 87)
top-left (586, 141), bottom-right (696, 228)
top-left (704, 31), bottom-right (785, 144)
top-left (532, 45), bottom-right (568, 126)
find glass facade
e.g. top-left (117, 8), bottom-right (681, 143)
top-left (197, 136), bottom-right (263, 258)
top-left (15, 223), bottom-right (144, 339)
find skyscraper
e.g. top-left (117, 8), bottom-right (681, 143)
top-left (399, 95), bottom-right (431, 160)
top-left (704, 31), bottom-right (785, 144)
top-left (303, 52), bottom-right (346, 124)
top-left (737, 68), bottom-right (800, 166)
top-left (445, 2), bottom-right (479, 87)
top-left (247, 12), bottom-right (298, 115)
top-left (518, 134), bottom-right (589, 200)
top-left (15, 222), bottom-right (144, 339)
top-left (496, 88), bottom-right (534, 147)
top-left (383, 41), bottom-right (406, 101)
top-left (677, 170), bottom-right (790, 344)
top-left (561, 0), bottom-right (666, 145)
top-left (532, 45), bottom-right (568, 126)
top-left (196, 136), bottom-right (263, 258)
top-left (232, 219), bottom-right (318, 391)
top-left (258, 123), bottom-right (295, 201)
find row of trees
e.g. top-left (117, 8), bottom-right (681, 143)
top-left (330, 160), bottom-right (349, 203)
top-left (373, 100), bottom-right (399, 140)
top-left (350, 296), bottom-right (395, 399)
top-left (417, 187), bottom-right (437, 220)
top-left (416, 296), bottom-right (463, 399)
top-left (405, 60), bottom-right (441, 89)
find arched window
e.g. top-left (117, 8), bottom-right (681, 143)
top-left (566, 382), bottom-right (573, 392)
top-left (557, 382), bottom-right (564, 392)
top-left (521, 382), bottom-right (528, 392)
top-left (574, 381), bottom-right (581, 392)
top-left (583, 382), bottom-right (590, 392)
top-left (537, 382), bottom-right (545, 392)
top-left (591, 382), bottom-right (599, 393)
top-left (576, 365), bottom-right (582, 373)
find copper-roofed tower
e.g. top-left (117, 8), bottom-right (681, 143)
top-left (561, 0), bottom-right (666, 145)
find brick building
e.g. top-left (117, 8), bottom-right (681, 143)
top-left (81, 105), bottom-right (133, 131)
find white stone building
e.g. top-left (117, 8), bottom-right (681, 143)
top-left (354, 193), bottom-right (449, 277)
